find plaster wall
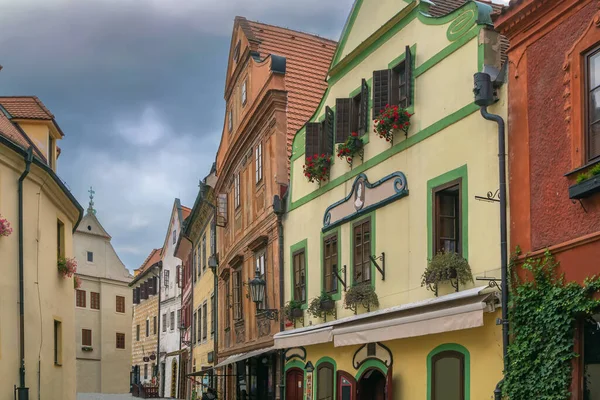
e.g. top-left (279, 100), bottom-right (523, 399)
top-left (0, 147), bottom-right (79, 400)
top-left (14, 122), bottom-right (50, 159)
top-left (132, 294), bottom-right (159, 385)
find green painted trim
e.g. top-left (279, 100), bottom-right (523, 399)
top-left (285, 359), bottom-right (306, 372)
top-left (289, 239), bottom-right (308, 309)
top-left (330, 0), bottom-right (365, 69)
top-left (354, 359), bottom-right (389, 381)
top-left (417, 1), bottom-right (473, 25)
top-left (426, 165), bottom-right (469, 260)
top-left (320, 225), bottom-right (342, 301)
top-left (446, 9), bottom-right (477, 41)
top-left (290, 103), bottom-right (479, 212)
top-left (329, 8), bottom-right (418, 88)
top-left (348, 211), bottom-right (376, 290)
top-left (315, 357), bottom-right (337, 400)
top-left (426, 343), bottom-right (471, 400)
top-left (414, 26), bottom-right (480, 78)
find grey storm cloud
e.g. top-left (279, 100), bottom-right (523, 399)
top-left (0, 0), bottom-right (352, 270)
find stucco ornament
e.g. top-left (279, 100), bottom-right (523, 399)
top-left (0, 214), bottom-right (13, 237)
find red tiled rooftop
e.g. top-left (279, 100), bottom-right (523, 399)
top-left (240, 18), bottom-right (337, 158)
top-left (0, 111), bottom-right (29, 149)
top-left (182, 206), bottom-right (192, 221)
top-left (0, 96), bottom-right (55, 120)
top-left (137, 248), bottom-right (161, 274)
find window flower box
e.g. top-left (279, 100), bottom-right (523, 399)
top-left (0, 215), bottom-right (13, 237)
top-left (74, 276), bottom-right (82, 289)
top-left (57, 257), bottom-right (77, 278)
top-left (421, 252), bottom-right (473, 296)
top-left (82, 346), bottom-right (93, 352)
top-left (308, 292), bottom-right (336, 319)
top-left (283, 300), bottom-right (304, 321)
top-left (570, 172), bottom-right (600, 200)
top-left (374, 104), bottom-right (412, 144)
top-left (337, 133), bottom-right (364, 166)
top-left (344, 284), bottom-right (379, 314)
top-left (303, 154), bottom-right (331, 184)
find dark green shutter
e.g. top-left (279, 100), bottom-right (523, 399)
top-left (359, 78), bottom-right (369, 135)
top-left (372, 70), bottom-right (392, 119)
top-left (404, 45), bottom-right (413, 107)
top-left (323, 106), bottom-right (334, 155)
top-left (305, 122), bottom-right (321, 160)
top-left (336, 98), bottom-right (352, 143)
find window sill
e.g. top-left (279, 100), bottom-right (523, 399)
top-left (54, 362), bottom-right (62, 367)
top-left (564, 158), bottom-right (600, 177)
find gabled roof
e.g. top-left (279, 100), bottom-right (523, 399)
top-left (230, 17), bottom-right (337, 159)
top-left (159, 199), bottom-right (191, 258)
top-left (182, 206), bottom-right (192, 221)
top-left (76, 211), bottom-right (112, 239)
top-left (0, 96), bottom-right (65, 137)
top-left (428, 0), bottom-right (503, 17)
top-left (136, 248), bottom-right (161, 275)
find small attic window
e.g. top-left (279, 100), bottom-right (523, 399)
top-left (87, 225), bottom-right (92, 231)
top-left (234, 41), bottom-right (241, 63)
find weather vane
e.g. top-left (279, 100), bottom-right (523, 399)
top-left (88, 186), bottom-right (96, 215)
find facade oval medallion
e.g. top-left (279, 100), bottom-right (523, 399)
top-left (447, 9), bottom-right (476, 42)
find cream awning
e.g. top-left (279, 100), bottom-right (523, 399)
top-left (273, 286), bottom-right (498, 349)
top-left (214, 346), bottom-right (276, 369)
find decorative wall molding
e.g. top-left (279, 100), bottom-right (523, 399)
top-left (352, 342), bottom-right (394, 370)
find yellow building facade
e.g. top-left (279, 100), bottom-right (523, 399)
top-left (0, 97), bottom-right (83, 400)
top-left (277, 1), bottom-right (507, 399)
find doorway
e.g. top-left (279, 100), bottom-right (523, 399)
top-left (357, 368), bottom-right (386, 400)
top-left (286, 368), bottom-right (304, 400)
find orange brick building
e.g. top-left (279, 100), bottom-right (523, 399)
top-left (212, 17), bottom-right (336, 400)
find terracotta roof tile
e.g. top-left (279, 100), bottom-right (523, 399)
top-left (137, 248), bottom-right (161, 274)
top-left (0, 111), bottom-right (29, 148)
top-left (181, 206), bottom-right (192, 221)
top-left (0, 96), bottom-right (54, 120)
top-left (243, 19), bottom-right (337, 159)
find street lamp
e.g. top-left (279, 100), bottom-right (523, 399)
top-left (249, 266), bottom-right (278, 320)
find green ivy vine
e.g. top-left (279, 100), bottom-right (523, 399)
top-left (503, 248), bottom-right (600, 400)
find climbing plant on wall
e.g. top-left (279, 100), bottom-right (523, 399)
top-left (503, 248), bottom-right (600, 400)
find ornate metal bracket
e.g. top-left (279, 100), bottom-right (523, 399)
top-left (333, 265), bottom-right (347, 291)
top-left (323, 307), bottom-right (337, 322)
top-left (476, 276), bottom-right (502, 294)
top-left (292, 315), bottom-right (304, 328)
top-left (475, 189), bottom-right (500, 203)
top-left (369, 253), bottom-right (385, 281)
top-left (257, 309), bottom-right (279, 321)
top-left (427, 283), bottom-right (438, 297)
top-left (571, 199), bottom-right (588, 213)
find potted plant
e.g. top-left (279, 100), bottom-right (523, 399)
top-left (344, 283), bottom-right (379, 312)
top-left (82, 346), bottom-right (93, 352)
top-left (57, 257), bottom-right (78, 279)
top-left (73, 275), bottom-right (82, 289)
top-left (570, 163), bottom-right (600, 199)
top-left (421, 252), bottom-right (473, 291)
top-left (337, 132), bottom-right (364, 166)
top-left (303, 154), bottom-right (331, 184)
top-left (0, 214), bottom-right (13, 237)
top-left (283, 300), bottom-right (304, 321)
top-left (374, 104), bottom-right (412, 143)
top-left (307, 292), bottom-right (336, 319)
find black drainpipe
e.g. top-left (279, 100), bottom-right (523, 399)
top-left (474, 72), bottom-right (508, 400)
top-left (157, 261), bottom-right (162, 395)
top-left (17, 147), bottom-right (33, 400)
top-left (273, 193), bottom-right (286, 400)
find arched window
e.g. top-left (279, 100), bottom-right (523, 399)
top-left (431, 350), bottom-right (464, 400)
top-left (317, 362), bottom-right (334, 400)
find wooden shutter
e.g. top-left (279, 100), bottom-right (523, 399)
top-left (148, 277), bottom-right (155, 296)
top-left (359, 78), bottom-right (369, 135)
top-left (404, 45), bottom-right (413, 107)
top-left (336, 98), bottom-right (352, 143)
top-left (176, 265), bottom-right (181, 286)
top-left (305, 122), bottom-right (321, 159)
top-left (372, 70), bottom-right (392, 119)
top-left (322, 106), bottom-right (334, 156)
top-left (133, 288), bottom-right (140, 304)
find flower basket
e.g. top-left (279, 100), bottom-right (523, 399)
top-left (344, 283), bottom-right (379, 313)
top-left (282, 300), bottom-right (304, 321)
top-left (374, 105), bottom-right (412, 144)
top-left (82, 346), bottom-right (93, 352)
top-left (73, 275), bottom-right (82, 289)
top-left (570, 163), bottom-right (600, 200)
top-left (337, 133), bottom-right (364, 166)
top-left (57, 257), bottom-right (78, 278)
top-left (0, 215), bottom-right (13, 237)
top-left (421, 252), bottom-right (473, 292)
top-left (308, 292), bottom-right (336, 319)
top-left (303, 154), bottom-right (331, 184)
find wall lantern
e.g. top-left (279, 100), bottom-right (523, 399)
top-left (305, 361), bottom-right (314, 373)
top-left (249, 266), bottom-right (278, 320)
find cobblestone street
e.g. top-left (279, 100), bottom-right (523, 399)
top-left (77, 394), bottom-right (170, 400)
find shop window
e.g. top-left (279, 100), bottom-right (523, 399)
top-left (431, 350), bottom-right (465, 400)
top-left (116, 332), bottom-right (125, 349)
top-left (317, 362), bottom-right (334, 400)
top-left (586, 46), bottom-right (600, 161)
top-left (373, 45), bottom-right (413, 118)
top-left (90, 292), bottom-right (100, 310)
top-left (54, 320), bottom-right (62, 365)
top-left (433, 180), bottom-right (462, 255)
top-left (353, 218), bottom-right (371, 284)
top-left (233, 268), bottom-right (243, 320)
top-left (76, 289), bottom-right (86, 308)
top-left (82, 329), bottom-right (92, 346)
top-left (323, 234), bottom-right (339, 293)
top-left (293, 248), bottom-right (307, 303)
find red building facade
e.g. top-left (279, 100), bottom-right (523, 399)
top-left (495, 1), bottom-right (600, 397)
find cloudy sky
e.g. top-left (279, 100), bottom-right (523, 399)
top-left (0, 0), bottom-right (507, 271)
top-left (0, 0), bottom-right (353, 270)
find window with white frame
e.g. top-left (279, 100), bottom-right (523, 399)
top-left (255, 142), bottom-right (263, 184)
top-left (234, 172), bottom-right (241, 209)
top-left (164, 270), bottom-right (169, 287)
top-left (255, 249), bottom-right (267, 310)
top-left (242, 80), bottom-right (247, 106)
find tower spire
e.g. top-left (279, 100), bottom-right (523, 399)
top-left (87, 186), bottom-right (96, 215)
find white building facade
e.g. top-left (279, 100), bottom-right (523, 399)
top-left (74, 196), bottom-right (133, 394)
top-left (159, 199), bottom-right (189, 398)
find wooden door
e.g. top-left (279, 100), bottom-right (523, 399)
top-left (385, 365), bottom-right (393, 400)
top-left (337, 371), bottom-right (356, 400)
top-left (286, 368), bottom-right (304, 400)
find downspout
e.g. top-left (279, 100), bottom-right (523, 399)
top-left (474, 72), bottom-right (508, 400)
top-left (17, 147), bottom-right (33, 400)
top-left (157, 261), bottom-right (162, 395)
top-left (273, 193), bottom-right (286, 400)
